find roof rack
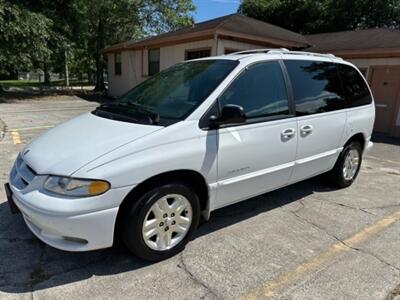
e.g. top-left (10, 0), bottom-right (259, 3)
top-left (228, 48), bottom-right (289, 55)
top-left (228, 48), bottom-right (341, 60)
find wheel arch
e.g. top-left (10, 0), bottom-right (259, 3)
top-left (344, 132), bottom-right (366, 150)
top-left (113, 169), bottom-right (209, 244)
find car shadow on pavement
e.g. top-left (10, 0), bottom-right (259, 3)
top-left (0, 176), bottom-right (336, 294)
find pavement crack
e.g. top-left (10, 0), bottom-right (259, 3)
top-left (178, 253), bottom-right (220, 299)
top-left (363, 204), bottom-right (400, 210)
top-left (348, 245), bottom-right (400, 273)
top-left (329, 201), bottom-right (378, 216)
top-left (291, 210), bottom-right (400, 274)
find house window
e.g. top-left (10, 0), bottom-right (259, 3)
top-left (224, 48), bottom-right (240, 55)
top-left (358, 67), bottom-right (368, 77)
top-left (185, 48), bottom-right (211, 60)
top-left (114, 52), bottom-right (122, 75)
top-left (148, 48), bottom-right (160, 76)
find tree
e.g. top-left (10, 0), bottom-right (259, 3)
top-left (238, 0), bottom-right (400, 34)
top-left (74, 0), bottom-right (195, 91)
top-left (0, 0), bottom-right (53, 79)
top-left (1, 0), bottom-right (195, 90)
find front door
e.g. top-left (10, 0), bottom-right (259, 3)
top-left (215, 61), bottom-right (297, 209)
top-left (369, 67), bottom-right (400, 135)
top-left (284, 60), bottom-right (347, 182)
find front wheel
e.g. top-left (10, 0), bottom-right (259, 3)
top-left (122, 182), bottom-right (200, 261)
top-left (329, 141), bottom-right (363, 188)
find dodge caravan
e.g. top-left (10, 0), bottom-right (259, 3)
top-left (5, 49), bottom-right (375, 261)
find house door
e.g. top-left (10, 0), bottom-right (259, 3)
top-left (369, 67), bottom-right (400, 135)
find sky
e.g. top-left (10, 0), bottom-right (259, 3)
top-left (192, 0), bottom-right (240, 22)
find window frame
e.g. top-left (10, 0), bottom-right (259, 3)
top-left (114, 52), bottom-right (122, 76)
top-left (148, 48), bottom-right (160, 76)
top-left (199, 59), bottom-right (296, 130)
top-left (185, 47), bottom-right (212, 61)
top-left (284, 59), bottom-right (348, 117)
top-left (337, 63), bottom-right (373, 109)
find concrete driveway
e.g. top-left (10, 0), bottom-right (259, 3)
top-left (0, 96), bottom-right (399, 300)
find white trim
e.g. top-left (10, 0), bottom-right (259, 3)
top-left (215, 147), bottom-right (343, 187)
top-left (295, 148), bottom-right (342, 165)
top-left (218, 162), bottom-right (295, 186)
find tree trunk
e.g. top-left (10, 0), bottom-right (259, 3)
top-left (65, 49), bottom-right (70, 87)
top-left (44, 64), bottom-right (50, 85)
top-left (94, 19), bottom-right (106, 92)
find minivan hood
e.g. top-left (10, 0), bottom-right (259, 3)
top-left (22, 112), bottom-right (163, 175)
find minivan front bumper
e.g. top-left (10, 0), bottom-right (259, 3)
top-left (8, 181), bottom-right (134, 251)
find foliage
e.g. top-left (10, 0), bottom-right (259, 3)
top-left (239, 0), bottom-right (400, 34)
top-left (0, 0), bottom-right (53, 77)
top-left (0, 0), bottom-right (195, 88)
top-left (74, 0), bottom-right (195, 90)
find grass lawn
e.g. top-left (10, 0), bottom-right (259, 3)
top-left (0, 79), bottom-right (93, 88)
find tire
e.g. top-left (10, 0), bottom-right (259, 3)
top-left (329, 141), bottom-right (363, 188)
top-left (122, 181), bottom-right (200, 261)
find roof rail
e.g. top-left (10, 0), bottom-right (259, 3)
top-left (279, 50), bottom-right (341, 60)
top-left (227, 48), bottom-right (289, 55)
top-left (227, 48), bottom-right (342, 60)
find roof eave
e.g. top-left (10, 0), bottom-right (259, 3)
top-left (216, 29), bottom-right (309, 48)
top-left (103, 29), bottom-right (309, 54)
top-left (318, 48), bottom-right (400, 59)
top-left (103, 29), bottom-right (217, 53)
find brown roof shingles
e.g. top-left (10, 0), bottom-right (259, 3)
top-left (306, 28), bottom-right (400, 52)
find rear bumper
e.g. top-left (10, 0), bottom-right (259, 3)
top-left (364, 140), bottom-right (373, 155)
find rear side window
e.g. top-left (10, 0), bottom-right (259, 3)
top-left (219, 61), bottom-right (290, 119)
top-left (338, 64), bottom-right (372, 107)
top-left (284, 60), bottom-right (344, 116)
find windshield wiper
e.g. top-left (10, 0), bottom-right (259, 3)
top-left (127, 102), bottom-right (160, 125)
top-left (94, 108), bottom-right (140, 123)
top-left (99, 102), bottom-right (160, 125)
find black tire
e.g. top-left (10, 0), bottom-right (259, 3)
top-left (329, 141), bottom-right (363, 188)
top-left (122, 181), bottom-right (200, 261)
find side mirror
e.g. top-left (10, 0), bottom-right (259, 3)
top-left (210, 104), bottom-right (246, 128)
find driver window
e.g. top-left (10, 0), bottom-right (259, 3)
top-left (219, 61), bottom-right (290, 118)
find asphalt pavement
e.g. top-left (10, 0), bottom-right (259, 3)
top-left (0, 96), bottom-right (399, 300)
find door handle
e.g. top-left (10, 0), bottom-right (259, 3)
top-left (281, 128), bottom-right (296, 138)
top-left (375, 103), bottom-right (387, 108)
top-left (300, 125), bottom-right (313, 134)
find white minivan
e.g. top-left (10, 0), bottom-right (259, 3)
top-left (6, 49), bottom-right (375, 261)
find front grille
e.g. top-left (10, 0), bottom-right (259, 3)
top-left (10, 155), bottom-right (37, 190)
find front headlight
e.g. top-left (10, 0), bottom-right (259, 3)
top-left (44, 176), bottom-right (110, 197)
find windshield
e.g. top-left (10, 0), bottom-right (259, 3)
top-left (94, 59), bottom-right (238, 126)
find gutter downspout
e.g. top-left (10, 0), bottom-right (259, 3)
top-left (214, 33), bottom-right (219, 56)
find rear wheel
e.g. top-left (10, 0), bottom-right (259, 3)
top-left (329, 141), bottom-right (362, 188)
top-left (122, 182), bottom-right (200, 261)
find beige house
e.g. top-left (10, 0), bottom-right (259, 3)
top-left (104, 14), bottom-right (400, 137)
top-left (307, 29), bottom-right (400, 137)
top-left (103, 13), bottom-right (308, 97)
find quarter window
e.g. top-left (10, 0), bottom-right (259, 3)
top-left (148, 48), bottom-right (160, 76)
top-left (284, 60), bottom-right (344, 116)
top-left (338, 64), bottom-right (372, 107)
top-left (114, 52), bottom-right (122, 75)
top-left (219, 61), bottom-right (290, 119)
